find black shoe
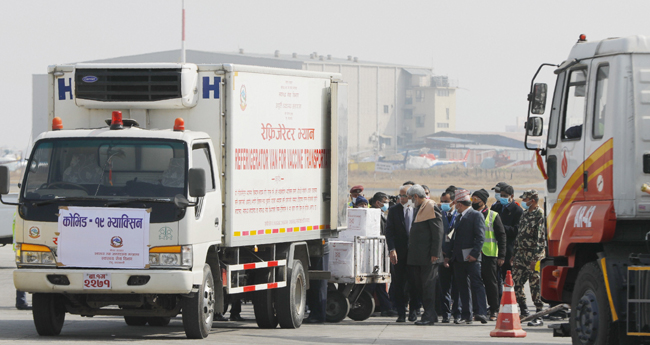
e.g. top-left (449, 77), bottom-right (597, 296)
top-left (396, 315), bottom-right (406, 323)
top-left (303, 317), bottom-right (324, 324)
top-left (527, 317), bottom-right (544, 327)
top-left (15, 304), bottom-right (31, 310)
top-left (414, 320), bottom-right (434, 326)
top-left (415, 309), bottom-right (421, 316)
top-left (465, 319), bottom-right (473, 324)
top-left (408, 312), bottom-right (417, 322)
top-left (214, 313), bottom-right (228, 321)
top-left (454, 318), bottom-right (466, 324)
top-left (519, 308), bottom-right (530, 318)
top-left (230, 314), bottom-right (245, 321)
top-left (381, 310), bottom-right (398, 317)
top-left (441, 317), bottom-right (450, 323)
top-left (489, 312), bottom-right (498, 321)
top-left (475, 314), bottom-right (488, 324)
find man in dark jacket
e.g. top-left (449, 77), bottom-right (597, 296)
top-left (447, 188), bottom-right (488, 324)
top-left (490, 184), bottom-right (523, 289)
top-left (438, 187), bottom-right (461, 323)
top-left (406, 184), bottom-right (444, 326)
top-left (471, 189), bottom-right (506, 321)
top-left (385, 185), bottom-right (418, 322)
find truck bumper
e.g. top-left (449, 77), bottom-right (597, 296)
top-left (14, 269), bottom-right (196, 294)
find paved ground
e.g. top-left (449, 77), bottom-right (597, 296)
top-left (0, 245), bottom-right (571, 344)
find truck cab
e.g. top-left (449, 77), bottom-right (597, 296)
top-left (526, 35), bottom-right (650, 344)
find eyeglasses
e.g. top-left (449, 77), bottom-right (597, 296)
top-left (399, 194), bottom-right (407, 197)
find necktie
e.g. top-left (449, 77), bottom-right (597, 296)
top-left (405, 207), bottom-right (411, 236)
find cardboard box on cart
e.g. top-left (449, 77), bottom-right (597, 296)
top-left (338, 208), bottom-right (381, 242)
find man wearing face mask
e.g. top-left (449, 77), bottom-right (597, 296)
top-left (446, 188), bottom-right (488, 324)
top-left (364, 192), bottom-right (397, 316)
top-left (438, 188), bottom-right (461, 323)
top-left (385, 185), bottom-right (419, 322)
top-left (348, 185), bottom-right (364, 208)
top-left (470, 189), bottom-right (506, 321)
top-left (489, 184), bottom-right (522, 288)
top-left (406, 184), bottom-right (443, 326)
top-left (510, 190), bottom-right (546, 326)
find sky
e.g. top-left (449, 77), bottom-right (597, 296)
top-left (0, 0), bottom-right (648, 152)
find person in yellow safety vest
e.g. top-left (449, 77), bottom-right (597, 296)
top-left (470, 189), bottom-right (506, 322)
top-left (348, 185), bottom-right (364, 208)
top-left (13, 212), bottom-right (31, 310)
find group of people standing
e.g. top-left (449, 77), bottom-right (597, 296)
top-left (349, 181), bottom-right (548, 326)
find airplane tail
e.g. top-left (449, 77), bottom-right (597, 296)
top-left (462, 149), bottom-right (470, 161)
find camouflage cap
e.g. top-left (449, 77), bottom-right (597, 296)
top-left (519, 189), bottom-right (539, 199)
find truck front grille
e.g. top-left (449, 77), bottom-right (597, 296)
top-left (75, 68), bottom-right (182, 102)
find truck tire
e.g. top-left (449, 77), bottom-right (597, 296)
top-left (182, 264), bottom-right (215, 339)
top-left (147, 317), bottom-right (171, 327)
top-left (326, 290), bottom-right (350, 323)
top-left (275, 260), bottom-right (306, 328)
top-left (32, 293), bottom-right (66, 336)
top-left (124, 316), bottom-right (148, 326)
top-left (347, 290), bottom-right (375, 321)
top-left (253, 270), bottom-right (278, 329)
top-left (570, 262), bottom-right (617, 345)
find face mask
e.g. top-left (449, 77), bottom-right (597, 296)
top-left (499, 197), bottom-right (510, 205)
top-left (471, 202), bottom-right (481, 210)
top-left (352, 197), bottom-right (357, 203)
top-left (440, 203), bottom-right (451, 212)
top-left (521, 201), bottom-right (530, 210)
top-left (381, 203), bottom-right (389, 212)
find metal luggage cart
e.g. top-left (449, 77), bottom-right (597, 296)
top-left (326, 236), bottom-right (391, 322)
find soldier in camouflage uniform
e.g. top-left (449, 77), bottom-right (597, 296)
top-left (510, 189), bottom-right (546, 326)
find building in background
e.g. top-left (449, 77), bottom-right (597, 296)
top-left (32, 49), bottom-right (457, 159)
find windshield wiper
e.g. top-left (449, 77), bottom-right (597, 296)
top-left (106, 198), bottom-right (173, 207)
top-left (31, 197), bottom-right (101, 206)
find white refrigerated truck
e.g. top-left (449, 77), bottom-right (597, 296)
top-left (2, 63), bottom-right (348, 338)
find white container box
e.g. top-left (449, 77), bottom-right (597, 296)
top-left (339, 208), bottom-right (381, 242)
top-left (329, 241), bottom-right (355, 279)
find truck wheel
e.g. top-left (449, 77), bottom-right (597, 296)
top-left (347, 290), bottom-right (375, 321)
top-left (275, 260), bottom-right (306, 328)
top-left (326, 290), bottom-right (350, 323)
top-left (32, 293), bottom-right (66, 336)
top-left (253, 270), bottom-right (278, 329)
top-left (124, 316), bottom-right (148, 326)
top-left (182, 264), bottom-right (215, 339)
top-left (147, 317), bottom-right (171, 327)
top-left (570, 262), bottom-right (616, 345)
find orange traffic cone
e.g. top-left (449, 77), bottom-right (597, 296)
top-left (490, 270), bottom-right (527, 338)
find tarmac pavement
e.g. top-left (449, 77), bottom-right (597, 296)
top-left (0, 245), bottom-right (571, 344)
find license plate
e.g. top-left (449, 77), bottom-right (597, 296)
top-left (83, 273), bottom-right (112, 290)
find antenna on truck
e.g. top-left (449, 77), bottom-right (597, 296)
top-left (181, 0), bottom-right (186, 63)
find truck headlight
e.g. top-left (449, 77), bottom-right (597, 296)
top-left (16, 243), bottom-right (57, 267)
top-left (149, 245), bottom-right (192, 268)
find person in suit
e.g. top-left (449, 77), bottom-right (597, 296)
top-left (438, 187), bottom-right (461, 323)
top-left (406, 184), bottom-right (444, 326)
top-left (447, 188), bottom-right (488, 324)
top-left (385, 184), bottom-right (418, 322)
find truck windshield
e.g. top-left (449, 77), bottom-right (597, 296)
top-left (23, 138), bottom-right (187, 200)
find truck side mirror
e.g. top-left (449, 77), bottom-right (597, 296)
top-left (188, 168), bottom-right (206, 198)
top-left (529, 83), bottom-right (548, 115)
top-left (0, 166), bottom-right (9, 195)
top-left (527, 117), bottom-right (544, 137)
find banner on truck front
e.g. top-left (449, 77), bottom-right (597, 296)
top-left (57, 207), bottom-right (150, 269)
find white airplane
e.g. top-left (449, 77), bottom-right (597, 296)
top-left (405, 149), bottom-right (470, 169)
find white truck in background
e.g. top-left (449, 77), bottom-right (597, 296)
top-left (2, 63), bottom-right (348, 339)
